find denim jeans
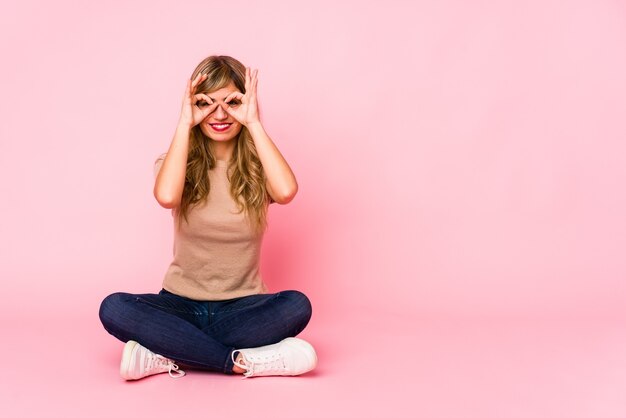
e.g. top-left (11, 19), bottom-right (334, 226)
top-left (98, 288), bottom-right (313, 374)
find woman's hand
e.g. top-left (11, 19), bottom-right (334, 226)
top-left (224, 66), bottom-right (261, 127)
top-left (178, 72), bottom-right (220, 128)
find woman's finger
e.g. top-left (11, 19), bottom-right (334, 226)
top-left (190, 73), bottom-right (206, 93)
top-left (182, 78), bottom-right (191, 102)
top-left (225, 91), bottom-right (244, 102)
top-left (244, 66), bottom-right (250, 90)
top-left (251, 69), bottom-right (258, 94)
top-left (193, 93), bottom-right (215, 108)
top-left (189, 73), bottom-right (200, 91)
top-left (195, 93), bottom-right (213, 103)
top-left (192, 72), bottom-right (203, 85)
top-left (194, 94), bottom-right (219, 119)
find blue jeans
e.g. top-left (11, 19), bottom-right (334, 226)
top-left (98, 288), bottom-right (313, 374)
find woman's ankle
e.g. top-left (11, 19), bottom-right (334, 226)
top-left (232, 352), bottom-right (246, 373)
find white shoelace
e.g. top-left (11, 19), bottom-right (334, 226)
top-left (233, 350), bottom-right (286, 378)
top-left (149, 353), bottom-right (186, 378)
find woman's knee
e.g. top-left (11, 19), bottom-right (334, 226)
top-left (281, 290), bottom-right (312, 326)
top-left (98, 292), bottom-right (132, 330)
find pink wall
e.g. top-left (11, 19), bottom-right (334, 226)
top-left (1, 0), bottom-right (625, 321)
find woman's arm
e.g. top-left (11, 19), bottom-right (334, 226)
top-left (247, 121), bottom-right (298, 205)
top-left (153, 123), bottom-right (191, 209)
top-left (154, 73), bottom-right (218, 209)
top-left (223, 67), bottom-right (298, 205)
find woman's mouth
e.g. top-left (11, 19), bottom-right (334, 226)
top-left (209, 123), bottom-right (232, 132)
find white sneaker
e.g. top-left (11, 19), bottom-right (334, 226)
top-left (231, 337), bottom-right (317, 378)
top-left (120, 340), bottom-right (186, 380)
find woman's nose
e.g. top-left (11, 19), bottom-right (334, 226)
top-left (213, 103), bottom-right (227, 119)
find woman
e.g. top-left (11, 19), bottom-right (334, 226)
top-left (98, 55), bottom-right (317, 380)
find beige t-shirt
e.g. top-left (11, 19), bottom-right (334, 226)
top-left (153, 155), bottom-right (271, 301)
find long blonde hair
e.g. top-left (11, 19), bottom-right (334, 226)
top-left (167, 55), bottom-right (270, 235)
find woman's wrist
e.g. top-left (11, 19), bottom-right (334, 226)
top-left (246, 120), bottom-right (264, 132)
top-left (176, 119), bottom-right (193, 132)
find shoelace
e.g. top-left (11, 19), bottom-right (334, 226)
top-left (235, 351), bottom-right (286, 378)
top-left (167, 363), bottom-right (186, 379)
top-left (148, 353), bottom-right (186, 379)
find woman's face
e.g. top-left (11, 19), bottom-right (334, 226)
top-left (198, 80), bottom-right (243, 142)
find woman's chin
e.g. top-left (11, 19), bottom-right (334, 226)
top-left (208, 136), bottom-right (236, 142)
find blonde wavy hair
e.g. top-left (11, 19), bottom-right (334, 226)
top-left (161, 55), bottom-right (271, 235)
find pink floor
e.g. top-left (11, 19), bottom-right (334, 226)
top-left (2, 306), bottom-right (625, 417)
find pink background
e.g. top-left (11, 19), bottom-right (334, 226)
top-left (2, 0), bottom-right (626, 416)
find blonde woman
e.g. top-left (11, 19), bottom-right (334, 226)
top-left (99, 55), bottom-right (317, 380)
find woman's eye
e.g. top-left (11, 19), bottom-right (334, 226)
top-left (197, 101), bottom-right (209, 107)
top-left (228, 100), bottom-right (241, 106)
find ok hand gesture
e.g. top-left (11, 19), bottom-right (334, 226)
top-left (224, 67), bottom-right (261, 127)
top-left (178, 73), bottom-right (220, 128)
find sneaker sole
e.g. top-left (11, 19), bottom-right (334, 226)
top-left (120, 340), bottom-right (139, 380)
top-left (283, 337), bottom-right (318, 375)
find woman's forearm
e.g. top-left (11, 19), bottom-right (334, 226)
top-left (153, 123), bottom-right (191, 208)
top-left (247, 121), bottom-right (298, 203)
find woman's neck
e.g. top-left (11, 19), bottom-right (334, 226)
top-left (210, 140), bottom-right (235, 162)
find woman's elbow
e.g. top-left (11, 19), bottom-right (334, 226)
top-left (153, 188), bottom-right (180, 209)
top-left (277, 186), bottom-right (298, 205)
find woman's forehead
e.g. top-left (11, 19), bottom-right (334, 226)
top-left (204, 81), bottom-right (240, 99)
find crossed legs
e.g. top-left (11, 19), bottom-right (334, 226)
top-left (98, 289), bottom-right (313, 375)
